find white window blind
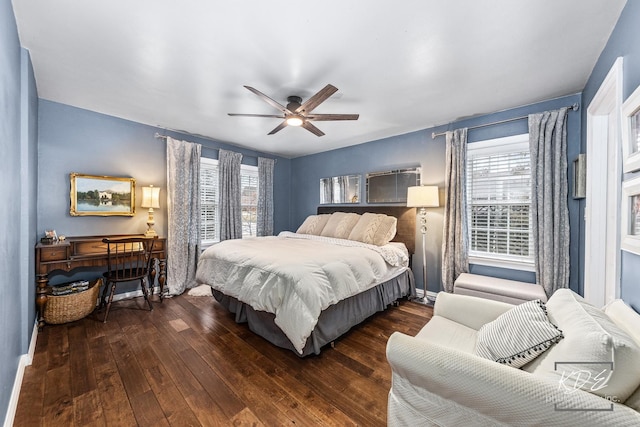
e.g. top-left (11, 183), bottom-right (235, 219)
top-left (466, 134), bottom-right (534, 268)
top-left (199, 158), bottom-right (259, 247)
top-left (200, 158), bottom-right (219, 245)
top-left (240, 165), bottom-right (259, 237)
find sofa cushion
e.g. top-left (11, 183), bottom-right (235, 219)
top-left (347, 212), bottom-right (397, 246)
top-left (474, 299), bottom-right (563, 368)
top-left (603, 299), bottom-right (640, 409)
top-left (415, 316), bottom-right (477, 354)
top-left (523, 289), bottom-right (640, 402)
top-left (320, 212), bottom-right (361, 239)
top-left (296, 214), bottom-right (331, 235)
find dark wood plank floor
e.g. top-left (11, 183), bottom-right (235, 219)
top-left (14, 294), bottom-right (432, 426)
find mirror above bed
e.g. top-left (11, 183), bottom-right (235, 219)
top-left (366, 167), bottom-right (421, 203)
top-left (319, 174), bottom-right (360, 204)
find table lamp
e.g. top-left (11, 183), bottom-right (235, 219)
top-left (141, 185), bottom-right (161, 237)
top-left (407, 185), bottom-right (440, 302)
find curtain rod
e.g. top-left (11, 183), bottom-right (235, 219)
top-left (431, 102), bottom-right (580, 139)
top-left (154, 133), bottom-right (277, 163)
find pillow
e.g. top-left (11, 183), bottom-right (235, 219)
top-left (523, 289), bottom-right (640, 401)
top-left (347, 213), bottom-right (397, 246)
top-left (474, 299), bottom-right (563, 368)
top-left (320, 212), bottom-right (361, 239)
top-left (296, 214), bottom-right (331, 235)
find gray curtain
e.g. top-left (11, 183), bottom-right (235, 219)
top-left (219, 149), bottom-right (243, 240)
top-left (257, 157), bottom-right (275, 236)
top-left (441, 128), bottom-right (469, 293)
top-left (166, 137), bottom-right (201, 295)
top-left (529, 107), bottom-right (570, 297)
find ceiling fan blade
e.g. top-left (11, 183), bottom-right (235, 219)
top-left (228, 113), bottom-right (285, 118)
top-left (306, 113), bottom-right (359, 121)
top-left (302, 121), bottom-right (325, 137)
top-left (244, 86), bottom-right (294, 114)
top-left (268, 121), bottom-right (288, 135)
top-left (296, 84), bottom-right (338, 114)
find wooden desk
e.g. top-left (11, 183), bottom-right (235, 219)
top-left (35, 234), bottom-right (167, 328)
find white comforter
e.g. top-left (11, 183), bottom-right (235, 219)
top-left (196, 232), bottom-right (409, 354)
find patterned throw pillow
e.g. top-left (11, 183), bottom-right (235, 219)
top-left (320, 212), bottom-right (361, 239)
top-left (474, 299), bottom-right (563, 368)
top-left (296, 214), bottom-right (331, 235)
top-left (348, 213), bottom-right (397, 246)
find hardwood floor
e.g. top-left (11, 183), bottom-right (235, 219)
top-left (14, 294), bottom-right (432, 426)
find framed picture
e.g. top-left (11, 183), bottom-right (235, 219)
top-left (70, 173), bottom-right (136, 216)
top-left (620, 175), bottom-right (640, 255)
top-left (621, 84), bottom-right (640, 173)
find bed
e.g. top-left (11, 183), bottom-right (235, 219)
top-left (195, 206), bottom-right (416, 356)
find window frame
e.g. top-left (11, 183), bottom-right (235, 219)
top-left (466, 133), bottom-right (535, 272)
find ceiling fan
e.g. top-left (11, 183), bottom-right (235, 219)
top-left (228, 84), bottom-right (359, 136)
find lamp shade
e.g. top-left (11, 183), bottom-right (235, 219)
top-left (406, 186), bottom-right (439, 208)
top-left (141, 185), bottom-right (160, 209)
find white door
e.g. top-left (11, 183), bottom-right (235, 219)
top-left (584, 57), bottom-right (623, 307)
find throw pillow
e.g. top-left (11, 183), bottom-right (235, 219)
top-left (474, 299), bottom-right (563, 368)
top-left (296, 214), bottom-right (331, 235)
top-left (348, 213), bottom-right (397, 246)
top-left (320, 212), bottom-right (361, 239)
top-left (523, 289), bottom-right (640, 402)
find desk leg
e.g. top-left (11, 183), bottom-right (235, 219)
top-left (159, 258), bottom-right (166, 301)
top-left (36, 274), bottom-right (49, 329)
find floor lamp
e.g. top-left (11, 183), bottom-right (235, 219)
top-left (407, 185), bottom-right (440, 303)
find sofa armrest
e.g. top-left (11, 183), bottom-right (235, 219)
top-left (386, 332), bottom-right (640, 426)
top-left (433, 291), bottom-right (513, 330)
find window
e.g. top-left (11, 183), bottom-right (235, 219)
top-left (200, 157), bottom-right (259, 247)
top-left (466, 134), bottom-right (534, 271)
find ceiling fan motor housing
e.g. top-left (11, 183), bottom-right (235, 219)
top-left (286, 96), bottom-right (303, 111)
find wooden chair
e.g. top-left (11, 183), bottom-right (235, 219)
top-left (101, 237), bottom-right (156, 322)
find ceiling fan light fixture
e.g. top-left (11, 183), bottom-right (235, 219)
top-left (286, 116), bottom-right (304, 127)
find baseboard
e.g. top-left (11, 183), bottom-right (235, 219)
top-left (4, 320), bottom-right (38, 427)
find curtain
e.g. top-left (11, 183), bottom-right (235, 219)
top-left (529, 107), bottom-right (570, 297)
top-left (219, 149), bottom-right (243, 240)
top-left (441, 128), bottom-right (469, 293)
top-left (166, 137), bottom-right (201, 295)
top-left (257, 157), bottom-right (275, 236)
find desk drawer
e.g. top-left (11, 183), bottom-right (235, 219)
top-left (40, 247), bottom-right (68, 261)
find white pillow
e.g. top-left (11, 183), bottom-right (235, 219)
top-left (474, 299), bottom-right (563, 368)
top-left (296, 214), bottom-right (331, 235)
top-left (320, 212), bottom-right (361, 239)
top-left (347, 213), bottom-right (397, 246)
top-left (523, 289), bottom-right (640, 402)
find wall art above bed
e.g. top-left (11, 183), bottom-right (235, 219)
top-left (366, 167), bottom-right (421, 203)
top-left (69, 173), bottom-right (136, 216)
top-left (320, 174), bottom-right (360, 204)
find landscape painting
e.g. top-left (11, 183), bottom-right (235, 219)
top-left (70, 173), bottom-right (136, 216)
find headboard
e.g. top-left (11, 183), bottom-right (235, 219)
top-left (317, 206), bottom-right (416, 256)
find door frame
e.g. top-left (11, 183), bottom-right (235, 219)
top-left (584, 57), bottom-right (623, 307)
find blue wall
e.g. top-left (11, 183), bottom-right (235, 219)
top-left (0, 1), bottom-right (38, 423)
top-left (582, 0), bottom-right (640, 311)
top-left (37, 100), bottom-right (292, 286)
top-left (290, 94), bottom-right (582, 295)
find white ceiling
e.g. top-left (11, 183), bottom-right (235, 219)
top-left (12, 0), bottom-right (626, 158)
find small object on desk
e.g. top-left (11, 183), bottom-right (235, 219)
top-left (58, 235), bottom-right (66, 241)
top-left (40, 237), bottom-right (54, 244)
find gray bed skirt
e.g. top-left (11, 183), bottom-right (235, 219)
top-left (211, 268), bottom-right (416, 357)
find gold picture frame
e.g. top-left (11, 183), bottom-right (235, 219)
top-left (70, 173), bottom-right (136, 216)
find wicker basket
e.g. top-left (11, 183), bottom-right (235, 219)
top-left (43, 278), bottom-right (102, 324)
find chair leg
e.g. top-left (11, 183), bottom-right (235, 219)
top-left (103, 281), bottom-right (117, 323)
top-left (140, 278), bottom-right (153, 311)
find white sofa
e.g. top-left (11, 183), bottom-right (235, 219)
top-left (386, 290), bottom-right (640, 426)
